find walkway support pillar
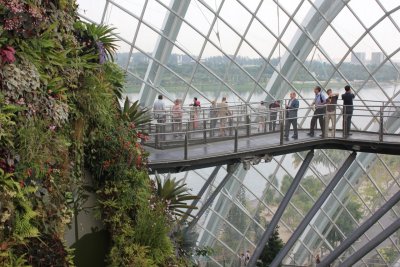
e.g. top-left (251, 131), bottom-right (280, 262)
top-left (234, 128), bottom-right (238, 153)
top-left (319, 190), bottom-right (400, 266)
top-left (182, 166), bottom-right (222, 222)
top-left (188, 163), bottom-right (240, 230)
top-left (270, 151), bottom-right (357, 267)
top-left (340, 218), bottom-right (400, 267)
top-left (247, 150), bottom-right (315, 267)
top-left (184, 133), bottom-right (188, 160)
top-left (246, 115), bottom-right (251, 137)
top-left (379, 106), bottom-right (384, 142)
top-left (280, 110), bottom-right (285, 145)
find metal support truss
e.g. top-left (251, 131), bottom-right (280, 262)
top-left (247, 150), bottom-right (315, 267)
top-left (182, 166), bottom-right (221, 221)
top-left (293, 100), bottom-right (400, 263)
top-left (188, 163), bottom-right (240, 230)
top-left (265, 0), bottom-right (350, 102)
top-left (319, 190), bottom-right (400, 266)
top-left (138, 0), bottom-right (191, 107)
top-left (270, 152), bottom-right (357, 267)
top-left (341, 218), bottom-right (400, 267)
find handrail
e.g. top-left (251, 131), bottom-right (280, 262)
top-left (141, 101), bottom-right (400, 155)
top-left (151, 98), bottom-right (400, 111)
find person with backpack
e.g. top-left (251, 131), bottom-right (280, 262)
top-left (307, 86), bottom-right (326, 137)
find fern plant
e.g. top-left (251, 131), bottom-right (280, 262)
top-left (14, 205), bottom-right (39, 241)
top-left (0, 169), bottom-right (39, 242)
top-left (0, 94), bottom-right (23, 148)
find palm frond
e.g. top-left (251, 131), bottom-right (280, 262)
top-left (120, 97), bottom-right (151, 127)
top-left (154, 173), bottom-right (200, 220)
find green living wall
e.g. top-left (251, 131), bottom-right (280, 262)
top-left (0, 1), bottom-right (196, 266)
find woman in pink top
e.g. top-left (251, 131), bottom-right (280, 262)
top-left (171, 99), bottom-right (183, 137)
top-left (190, 97), bottom-right (201, 129)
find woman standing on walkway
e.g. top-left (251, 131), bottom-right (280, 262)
top-left (190, 97), bottom-right (201, 129)
top-left (171, 99), bottom-right (183, 137)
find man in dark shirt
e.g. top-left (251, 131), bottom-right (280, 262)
top-left (269, 100), bottom-right (280, 131)
top-left (342, 85), bottom-right (355, 137)
top-left (326, 89), bottom-right (339, 137)
top-left (284, 92), bottom-right (299, 140)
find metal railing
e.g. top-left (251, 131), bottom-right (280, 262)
top-left (143, 100), bottom-right (400, 160)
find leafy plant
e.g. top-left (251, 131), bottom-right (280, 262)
top-left (0, 168), bottom-right (39, 244)
top-left (74, 21), bottom-right (118, 62)
top-left (155, 173), bottom-right (199, 219)
top-left (13, 234), bottom-right (74, 267)
top-left (120, 97), bottom-right (151, 126)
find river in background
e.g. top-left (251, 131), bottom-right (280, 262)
top-left (124, 83), bottom-right (399, 106)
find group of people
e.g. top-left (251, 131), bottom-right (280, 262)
top-left (284, 85), bottom-right (355, 140)
top-left (256, 100), bottom-right (281, 132)
top-left (238, 250), bottom-right (251, 267)
top-left (153, 95), bottom-right (233, 137)
top-left (153, 84), bottom-right (355, 140)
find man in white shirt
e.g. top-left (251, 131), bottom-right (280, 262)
top-left (153, 95), bottom-right (166, 123)
top-left (153, 95), bottom-right (166, 141)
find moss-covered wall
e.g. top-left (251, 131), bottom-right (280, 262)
top-left (0, 1), bottom-right (189, 266)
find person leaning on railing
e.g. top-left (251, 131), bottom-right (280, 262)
top-left (284, 92), bottom-right (299, 141)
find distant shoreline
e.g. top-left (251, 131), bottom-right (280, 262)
top-left (123, 80), bottom-right (397, 94)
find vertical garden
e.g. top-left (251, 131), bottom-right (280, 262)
top-left (0, 1), bottom-right (197, 266)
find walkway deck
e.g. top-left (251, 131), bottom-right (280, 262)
top-left (146, 130), bottom-right (400, 173)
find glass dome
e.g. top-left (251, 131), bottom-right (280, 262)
top-left (77, 0), bottom-right (400, 265)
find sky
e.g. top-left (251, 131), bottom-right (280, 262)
top-left (76, 0), bottom-right (400, 62)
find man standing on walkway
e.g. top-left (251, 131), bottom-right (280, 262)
top-left (326, 89), bottom-right (339, 137)
top-left (308, 86), bottom-right (326, 137)
top-left (153, 94), bottom-right (166, 141)
top-left (217, 96), bottom-right (231, 136)
top-left (342, 85), bottom-right (355, 137)
top-left (153, 94), bottom-right (166, 123)
top-left (269, 100), bottom-right (280, 131)
top-left (284, 92), bottom-right (299, 141)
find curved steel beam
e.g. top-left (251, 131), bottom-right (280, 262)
top-left (264, 0), bottom-right (350, 102)
top-left (138, 0), bottom-right (191, 107)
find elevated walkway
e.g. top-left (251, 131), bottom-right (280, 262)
top-left (146, 129), bottom-right (400, 173)
top-left (144, 100), bottom-right (400, 173)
